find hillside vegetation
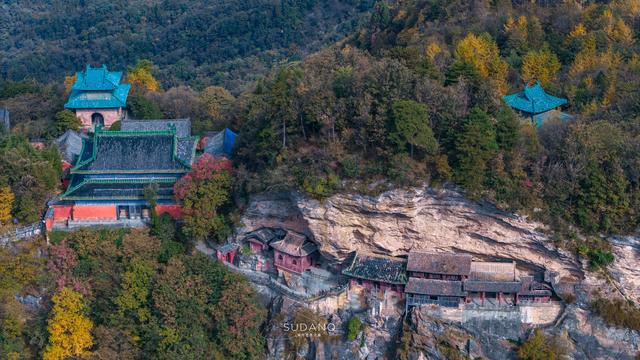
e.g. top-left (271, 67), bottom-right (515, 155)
top-left (0, 0), bottom-right (373, 92)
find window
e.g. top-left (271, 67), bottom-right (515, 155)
top-left (292, 259), bottom-right (297, 265)
top-left (278, 254), bottom-right (283, 261)
top-left (91, 112), bottom-right (104, 127)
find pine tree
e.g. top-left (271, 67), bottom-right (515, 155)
top-left (390, 100), bottom-right (438, 158)
top-left (454, 107), bottom-right (497, 198)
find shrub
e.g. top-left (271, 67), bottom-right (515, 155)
top-left (346, 316), bottom-right (362, 341)
top-left (587, 248), bottom-right (614, 268)
top-left (517, 329), bottom-right (568, 360)
top-left (591, 298), bottom-right (640, 331)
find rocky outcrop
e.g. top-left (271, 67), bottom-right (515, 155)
top-left (402, 304), bottom-right (639, 360)
top-left (240, 187), bottom-right (583, 288)
top-left (239, 187), bottom-right (640, 359)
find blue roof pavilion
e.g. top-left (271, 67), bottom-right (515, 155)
top-left (503, 81), bottom-right (567, 115)
top-left (65, 65), bottom-right (131, 110)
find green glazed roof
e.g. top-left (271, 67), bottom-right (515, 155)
top-left (64, 65), bottom-right (130, 109)
top-left (502, 81), bottom-right (567, 115)
top-left (72, 65), bottom-right (122, 91)
top-left (61, 178), bottom-right (177, 200)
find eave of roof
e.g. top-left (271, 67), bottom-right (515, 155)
top-left (70, 129), bottom-right (196, 174)
top-left (60, 177), bottom-right (177, 201)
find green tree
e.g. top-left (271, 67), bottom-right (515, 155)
top-left (390, 100), bottom-right (438, 158)
top-left (114, 260), bottom-right (154, 323)
top-left (517, 329), bottom-right (568, 360)
top-left (575, 160), bottom-right (630, 233)
top-left (454, 107), bottom-right (498, 198)
top-left (127, 95), bottom-right (164, 119)
top-left (53, 110), bottom-right (81, 136)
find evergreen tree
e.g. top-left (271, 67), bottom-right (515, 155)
top-left (454, 107), bottom-right (497, 198)
top-left (53, 110), bottom-right (81, 136)
top-left (390, 100), bottom-right (438, 158)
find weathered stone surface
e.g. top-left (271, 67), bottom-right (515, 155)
top-left (240, 187), bottom-right (640, 359)
top-left (240, 187), bottom-right (583, 288)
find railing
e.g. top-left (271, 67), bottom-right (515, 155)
top-left (0, 223), bottom-right (42, 245)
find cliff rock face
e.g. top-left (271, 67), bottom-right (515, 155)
top-left (241, 187), bottom-right (583, 286)
top-left (240, 187), bottom-right (640, 359)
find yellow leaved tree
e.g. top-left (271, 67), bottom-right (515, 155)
top-left (521, 48), bottom-right (561, 87)
top-left (43, 288), bottom-right (94, 360)
top-left (127, 59), bottom-right (160, 93)
top-left (454, 32), bottom-right (509, 94)
top-left (0, 185), bottom-right (14, 224)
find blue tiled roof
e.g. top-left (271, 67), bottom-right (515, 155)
top-left (65, 84), bottom-right (131, 109)
top-left (502, 81), bottom-right (567, 115)
top-left (65, 65), bottom-right (130, 109)
top-left (72, 65), bottom-right (122, 91)
top-left (203, 128), bottom-right (237, 157)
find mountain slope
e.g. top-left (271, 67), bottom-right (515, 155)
top-left (0, 0), bottom-right (373, 92)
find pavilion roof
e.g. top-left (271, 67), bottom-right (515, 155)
top-left (71, 128), bottom-right (197, 174)
top-left (407, 252), bottom-right (472, 276)
top-left (502, 81), bottom-right (567, 115)
top-left (54, 130), bottom-right (86, 163)
top-left (242, 227), bottom-right (285, 245)
top-left (270, 231), bottom-right (317, 257)
top-left (60, 177), bottom-right (177, 201)
top-left (65, 65), bottom-right (130, 109)
top-left (405, 278), bottom-right (466, 297)
top-left (342, 252), bottom-right (407, 285)
top-left (121, 118), bottom-right (192, 138)
top-left (72, 65), bottom-right (122, 91)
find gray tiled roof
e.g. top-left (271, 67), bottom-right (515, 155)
top-left (243, 228), bottom-right (282, 245)
top-left (469, 261), bottom-right (517, 282)
top-left (342, 252), bottom-right (407, 284)
top-left (405, 278), bottom-right (466, 297)
top-left (54, 130), bottom-right (85, 163)
top-left (464, 280), bottom-right (522, 293)
top-left (407, 252), bottom-right (472, 276)
top-left (75, 134), bottom-right (192, 172)
top-left (121, 118), bottom-right (191, 138)
top-left (270, 231), bottom-right (317, 257)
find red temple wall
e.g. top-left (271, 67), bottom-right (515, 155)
top-left (273, 250), bottom-right (312, 273)
top-left (76, 108), bottom-right (123, 130)
top-left (72, 205), bottom-right (117, 220)
top-left (53, 205), bottom-right (74, 221)
top-left (156, 205), bottom-right (183, 219)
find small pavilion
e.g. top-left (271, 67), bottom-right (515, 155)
top-left (65, 65), bottom-right (131, 131)
top-left (503, 81), bottom-right (571, 127)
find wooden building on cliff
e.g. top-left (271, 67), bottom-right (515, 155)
top-left (342, 252), bottom-right (408, 297)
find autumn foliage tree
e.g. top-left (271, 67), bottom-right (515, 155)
top-left (0, 185), bottom-right (14, 224)
top-left (174, 154), bottom-right (233, 243)
top-left (43, 287), bottom-right (94, 360)
top-left (127, 59), bottom-right (160, 94)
